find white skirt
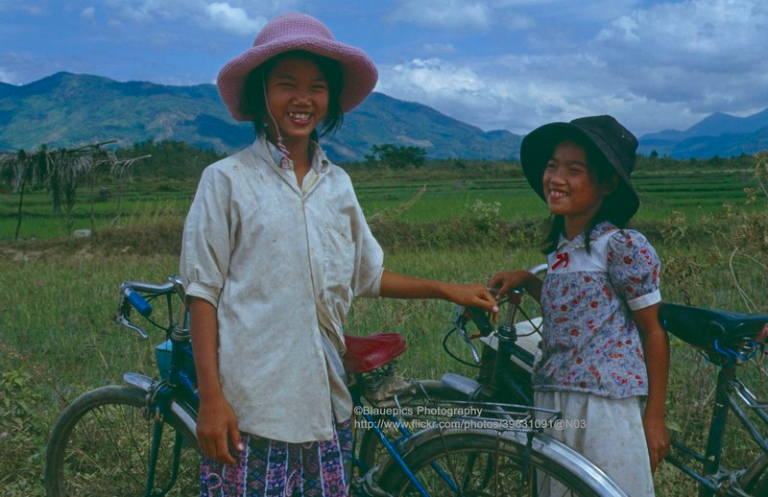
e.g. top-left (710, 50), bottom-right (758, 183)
top-left (534, 390), bottom-right (655, 497)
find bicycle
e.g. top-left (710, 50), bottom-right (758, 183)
top-left (440, 265), bottom-right (768, 496)
top-left (658, 303), bottom-right (768, 496)
top-left (44, 277), bottom-right (200, 496)
top-left (45, 272), bottom-right (627, 496)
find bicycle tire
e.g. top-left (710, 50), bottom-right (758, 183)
top-left (45, 385), bottom-right (200, 497)
top-left (376, 428), bottom-right (626, 496)
top-left (357, 380), bottom-right (467, 474)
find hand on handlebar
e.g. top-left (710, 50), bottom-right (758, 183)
top-left (488, 270), bottom-right (542, 302)
top-left (442, 282), bottom-right (499, 316)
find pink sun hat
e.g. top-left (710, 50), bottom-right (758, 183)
top-left (217, 12), bottom-right (378, 121)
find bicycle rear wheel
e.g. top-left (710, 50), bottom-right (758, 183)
top-left (357, 380), bottom-right (467, 474)
top-left (376, 429), bottom-right (626, 496)
top-left (45, 385), bottom-right (200, 497)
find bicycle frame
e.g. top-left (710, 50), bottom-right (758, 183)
top-left (349, 387), bottom-right (432, 497)
top-left (665, 362), bottom-right (768, 496)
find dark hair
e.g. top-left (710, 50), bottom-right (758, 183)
top-left (239, 50), bottom-right (344, 140)
top-left (541, 135), bottom-right (628, 254)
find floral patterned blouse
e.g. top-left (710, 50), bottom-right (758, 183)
top-left (533, 221), bottom-right (661, 399)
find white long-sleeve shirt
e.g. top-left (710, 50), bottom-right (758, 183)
top-left (180, 137), bottom-right (384, 442)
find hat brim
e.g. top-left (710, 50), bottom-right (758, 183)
top-left (217, 36), bottom-right (378, 121)
top-left (520, 122), bottom-right (639, 220)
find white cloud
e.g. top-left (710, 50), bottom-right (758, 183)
top-left (205, 2), bottom-right (267, 35)
top-left (377, 50), bottom-right (716, 136)
top-left (496, 10), bottom-right (536, 31)
top-left (390, 0), bottom-right (493, 29)
top-left (378, 0), bottom-right (768, 135)
top-left (593, 0), bottom-right (768, 114)
top-left (421, 43), bottom-right (456, 56)
top-left (378, 57), bottom-right (540, 133)
top-left (102, 0), bottom-right (281, 35)
top-left (106, 0), bottom-right (187, 22)
top-left (0, 2), bottom-right (45, 15)
top-left (81, 6), bottom-right (96, 20)
top-left (0, 67), bottom-right (17, 84)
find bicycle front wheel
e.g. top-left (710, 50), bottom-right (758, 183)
top-left (45, 385), bottom-right (200, 497)
top-left (376, 428), bottom-right (626, 496)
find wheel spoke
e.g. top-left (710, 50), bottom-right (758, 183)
top-left (376, 431), bottom-right (610, 496)
top-left (45, 386), bottom-right (199, 496)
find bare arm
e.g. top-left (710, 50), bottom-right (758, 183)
top-left (379, 269), bottom-right (498, 313)
top-left (633, 303), bottom-right (670, 473)
top-left (189, 297), bottom-right (242, 464)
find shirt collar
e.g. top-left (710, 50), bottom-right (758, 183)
top-left (261, 136), bottom-right (330, 174)
top-left (556, 220), bottom-right (618, 250)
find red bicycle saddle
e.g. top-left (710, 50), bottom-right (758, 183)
top-left (343, 333), bottom-right (407, 374)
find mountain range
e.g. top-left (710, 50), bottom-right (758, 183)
top-left (638, 108), bottom-right (768, 158)
top-left (1, 72), bottom-right (766, 161)
top-left (0, 72), bottom-right (519, 163)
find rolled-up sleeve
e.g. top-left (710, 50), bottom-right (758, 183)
top-left (180, 165), bottom-right (233, 307)
top-left (607, 230), bottom-right (661, 311)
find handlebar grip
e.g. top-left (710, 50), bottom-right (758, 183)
top-left (125, 288), bottom-right (153, 317)
top-left (466, 307), bottom-right (493, 335)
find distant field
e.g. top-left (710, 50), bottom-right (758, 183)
top-left (353, 168), bottom-right (758, 223)
top-left (0, 166), bottom-right (761, 240)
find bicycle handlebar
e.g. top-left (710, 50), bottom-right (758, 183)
top-left (456, 264), bottom-right (547, 335)
top-left (116, 277), bottom-right (185, 338)
top-left (450, 264), bottom-right (546, 364)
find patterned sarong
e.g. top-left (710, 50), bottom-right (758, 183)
top-left (200, 419), bottom-right (353, 496)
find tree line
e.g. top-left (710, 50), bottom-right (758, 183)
top-left (1, 139), bottom-right (762, 241)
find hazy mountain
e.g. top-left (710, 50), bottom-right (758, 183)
top-left (0, 72), bottom-right (520, 162)
top-left (3, 72), bottom-right (766, 160)
top-left (638, 108), bottom-right (768, 158)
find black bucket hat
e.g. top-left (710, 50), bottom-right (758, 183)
top-left (520, 115), bottom-right (640, 223)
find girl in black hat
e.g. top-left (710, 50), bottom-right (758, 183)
top-left (489, 115), bottom-right (669, 495)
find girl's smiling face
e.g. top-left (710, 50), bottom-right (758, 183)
top-left (264, 53), bottom-right (329, 147)
top-left (543, 139), bottom-right (616, 238)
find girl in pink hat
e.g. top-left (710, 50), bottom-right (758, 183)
top-left (180, 12), bottom-right (497, 496)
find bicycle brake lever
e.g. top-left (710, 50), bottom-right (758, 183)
top-left (115, 314), bottom-right (149, 339)
top-left (453, 306), bottom-right (482, 364)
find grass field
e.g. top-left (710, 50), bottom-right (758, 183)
top-left (2, 161), bottom-right (768, 495)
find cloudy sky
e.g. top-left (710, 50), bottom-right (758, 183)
top-left (2, 0), bottom-right (767, 137)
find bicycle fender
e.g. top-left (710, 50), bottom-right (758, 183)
top-left (388, 427), bottom-right (628, 497)
top-left (123, 372), bottom-right (198, 444)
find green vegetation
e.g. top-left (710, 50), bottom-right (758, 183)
top-left (1, 145), bottom-right (768, 495)
top-left (1, 141), bottom-right (765, 241)
top-left (364, 143), bottom-right (428, 169)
